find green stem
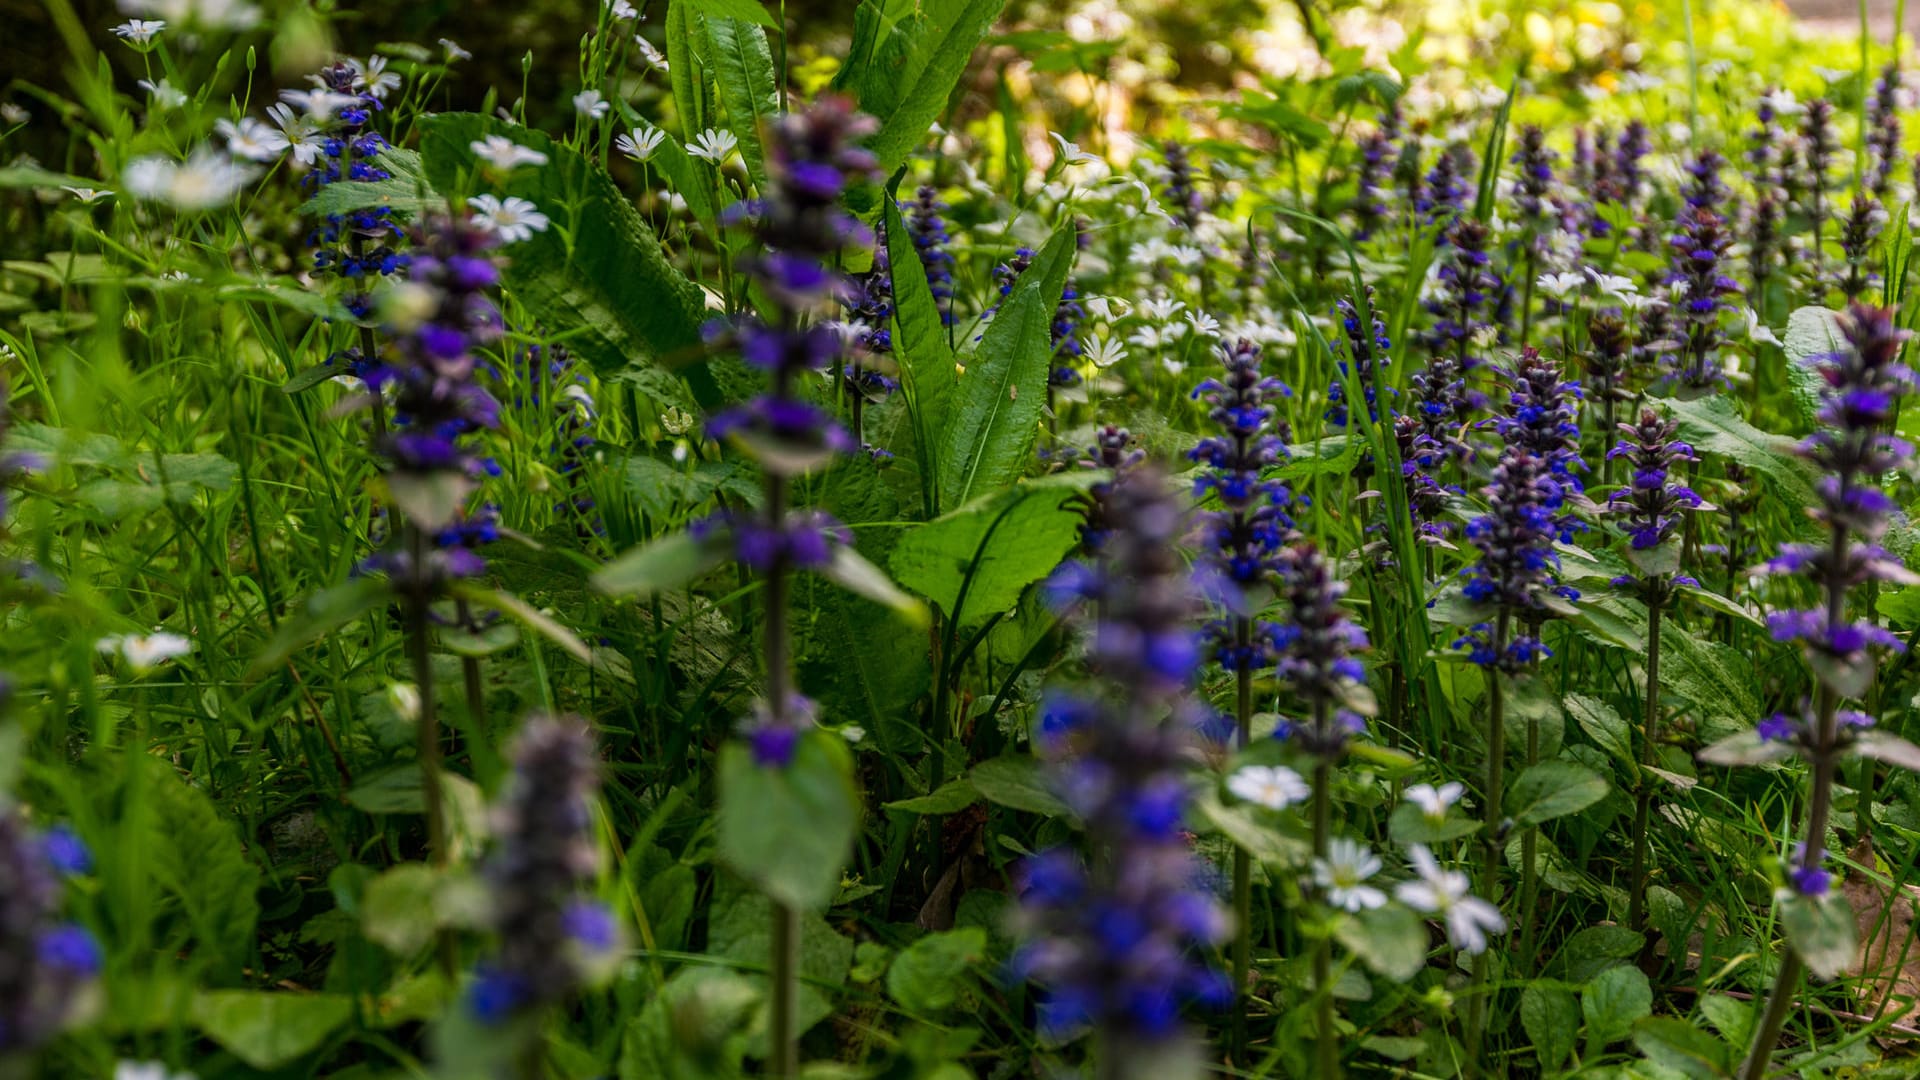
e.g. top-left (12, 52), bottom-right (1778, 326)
top-left (1311, 727), bottom-right (1337, 1079)
top-left (1627, 595), bottom-right (1664, 936)
top-left (1465, 612), bottom-right (1509, 1075)
top-left (405, 526), bottom-right (454, 978)
top-left (763, 467), bottom-right (801, 1079)
top-left (1231, 617), bottom-right (1253, 1061)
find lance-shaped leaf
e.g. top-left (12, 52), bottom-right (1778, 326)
top-left (813, 546), bottom-right (929, 626)
top-left (594, 529), bottom-right (731, 598)
top-left (889, 472), bottom-right (1099, 628)
top-left (884, 194), bottom-right (958, 517)
top-left (1851, 730), bottom-right (1920, 772)
top-left (699, 14), bottom-right (779, 192)
top-left (835, 0), bottom-right (1011, 173)
top-left (1698, 728), bottom-right (1795, 767)
top-left (1507, 760), bottom-right (1609, 827)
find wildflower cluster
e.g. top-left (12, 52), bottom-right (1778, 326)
top-left (0, 811), bottom-right (98, 1052)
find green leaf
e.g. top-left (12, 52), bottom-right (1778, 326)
top-left (1782, 305), bottom-right (1843, 426)
top-left (148, 767), bottom-right (263, 978)
top-left (280, 362), bottom-right (345, 394)
top-left (1850, 730), bottom-right (1920, 771)
top-left (665, 0), bottom-right (705, 140)
top-left (1566, 693), bottom-right (1633, 765)
top-left (1548, 925), bottom-right (1646, 983)
top-left (1661, 620), bottom-right (1761, 728)
top-left (1193, 788), bottom-right (1311, 867)
top-left (191, 991), bottom-right (353, 1070)
top-left (1780, 891), bottom-right (1857, 979)
top-left (1667, 395), bottom-right (1818, 521)
top-left (361, 863), bottom-right (443, 956)
top-left (683, 0), bottom-right (777, 26)
top-left (385, 470), bottom-right (473, 532)
top-left (1521, 983), bottom-right (1580, 1072)
top-left (700, 14), bottom-right (780, 191)
top-left (418, 113), bottom-right (714, 401)
top-left (966, 756), bottom-right (1070, 817)
top-left (1387, 801), bottom-right (1480, 844)
top-left (1507, 760), bottom-right (1609, 827)
top-left (837, 0), bottom-right (1012, 173)
top-left (884, 778), bottom-right (980, 814)
top-left (1697, 992), bottom-right (1754, 1046)
top-left (1630, 1017), bottom-right (1732, 1079)
top-left (1582, 964), bottom-right (1653, 1048)
top-left (889, 473), bottom-right (1097, 627)
top-left (453, 584), bottom-right (594, 665)
top-left (887, 927), bottom-right (987, 1013)
top-left (707, 875), bottom-right (853, 1052)
top-left (299, 176), bottom-right (440, 219)
top-left (884, 195), bottom-right (957, 516)
top-left (594, 529), bottom-right (730, 598)
top-left (814, 546), bottom-right (929, 625)
top-left (937, 222), bottom-right (1075, 508)
top-left (718, 734), bottom-right (861, 911)
top-left (1334, 904), bottom-right (1429, 982)
top-left (1697, 728), bottom-right (1794, 768)
top-left (619, 969), bottom-right (760, 1079)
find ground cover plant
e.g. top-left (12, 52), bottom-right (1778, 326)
top-left (14, 0), bottom-right (1920, 1076)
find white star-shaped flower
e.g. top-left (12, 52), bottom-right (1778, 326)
top-left (111, 19), bottom-right (165, 46)
top-left (1313, 838), bottom-right (1388, 913)
top-left (470, 134), bottom-right (549, 171)
top-left (1227, 764), bottom-right (1310, 810)
top-left (689, 128), bottom-right (738, 164)
top-left (1396, 844), bottom-right (1506, 954)
top-left (573, 89), bottom-right (610, 120)
top-left (615, 127), bottom-right (666, 162)
top-left (470, 194), bottom-right (551, 244)
top-left (1403, 781), bottom-right (1464, 821)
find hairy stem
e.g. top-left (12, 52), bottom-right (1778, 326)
top-left (1311, 697), bottom-right (1338, 1079)
top-left (1231, 617), bottom-right (1254, 1061)
top-left (1466, 612), bottom-right (1510, 1074)
top-left (1627, 594), bottom-right (1664, 935)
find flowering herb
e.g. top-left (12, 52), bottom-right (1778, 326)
top-left (907, 185), bottom-right (957, 326)
top-left (1327, 290), bottom-right (1392, 430)
top-left (0, 811), bottom-right (98, 1053)
top-left (1667, 198), bottom-right (1741, 391)
top-left (1866, 64), bottom-right (1903, 199)
top-left (1162, 140), bottom-right (1203, 232)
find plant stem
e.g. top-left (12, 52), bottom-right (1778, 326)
top-left (759, 463), bottom-right (803, 1078)
top-left (404, 525), bottom-right (454, 978)
top-left (770, 898), bottom-right (801, 1080)
top-left (1231, 616), bottom-right (1253, 1061)
top-left (1310, 696), bottom-right (1337, 1079)
top-left (1627, 593), bottom-right (1664, 936)
top-left (1466, 611), bottom-right (1510, 1074)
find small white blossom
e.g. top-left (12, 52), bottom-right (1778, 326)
top-left (61, 187), bottom-right (114, 205)
top-left (1168, 244), bottom-right (1205, 271)
top-left (1396, 845), bottom-right (1507, 954)
top-left (470, 134), bottom-right (549, 171)
top-left (1048, 131), bottom-right (1097, 168)
top-left (385, 682), bottom-right (421, 723)
top-left (350, 56), bottom-right (401, 100)
top-left (660, 406), bottom-right (695, 435)
top-left (469, 194), bottom-right (551, 244)
top-left (216, 116), bottom-right (280, 163)
top-left (1084, 335), bottom-right (1128, 369)
top-left (1083, 296), bottom-right (1128, 321)
top-left (278, 87), bottom-right (360, 121)
top-left (1138, 297), bottom-right (1185, 322)
top-left (0, 104), bottom-right (27, 125)
top-left (139, 78), bottom-right (188, 109)
top-left (97, 631), bottom-right (193, 671)
top-left (440, 38), bottom-right (472, 61)
top-left (1584, 267), bottom-right (1638, 299)
top-left (1814, 66), bottom-right (1853, 84)
top-left (1185, 311), bottom-right (1221, 338)
top-left (1742, 308), bottom-right (1782, 347)
top-left (573, 89), bottom-right (611, 120)
top-left (123, 150), bottom-right (257, 210)
top-left (1618, 71), bottom-right (1664, 94)
top-left (114, 1062), bottom-right (196, 1080)
top-left (635, 36), bottom-right (670, 72)
top-left (1759, 87), bottom-right (1804, 116)
top-left (265, 103), bottom-right (324, 167)
top-left (1535, 271), bottom-right (1585, 298)
top-left (1313, 838), bottom-right (1388, 913)
top-left (1403, 781), bottom-right (1464, 821)
top-left (111, 18), bottom-right (165, 45)
top-left (615, 127), bottom-right (666, 162)
top-left (689, 128), bottom-right (738, 164)
top-left (1227, 765), bottom-right (1310, 810)
top-left (608, 0), bottom-right (638, 17)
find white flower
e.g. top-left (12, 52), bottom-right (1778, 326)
top-left (139, 78), bottom-right (187, 109)
top-left (1083, 295), bottom-right (1129, 321)
top-left (607, 0), bottom-right (637, 18)
top-left (1168, 244), bottom-right (1205, 271)
top-left (689, 128), bottom-right (738, 164)
top-left (469, 194), bottom-right (551, 244)
top-left (1185, 311), bottom-right (1221, 338)
top-left (278, 87), bottom-right (360, 121)
top-left (615, 127), bottom-right (666, 162)
top-left (1403, 781), bottom-right (1464, 821)
top-left (1138, 297), bottom-right (1185, 322)
top-left (61, 187), bottom-right (114, 205)
top-left (1128, 237), bottom-right (1177, 267)
top-left (1160, 356), bottom-right (1187, 376)
top-left (111, 18), bottom-right (165, 45)
top-left (385, 682), bottom-right (421, 723)
top-left (1584, 266), bottom-right (1638, 299)
top-left (1313, 838), bottom-right (1388, 913)
top-left (350, 56), bottom-right (401, 100)
top-left (1396, 845), bottom-right (1506, 954)
top-left (1759, 87), bottom-right (1804, 116)
top-left (114, 1062), bottom-right (195, 1080)
top-left (1742, 308), bottom-right (1782, 346)
top-left (1227, 764), bottom-right (1310, 810)
top-left (1048, 131), bottom-right (1097, 168)
top-left (216, 116), bottom-right (280, 163)
top-left (1814, 66), bottom-right (1853, 84)
top-left (97, 631), bottom-right (193, 671)
top-left (1084, 335), bottom-right (1128, 369)
top-left (1618, 71), bottom-right (1664, 94)
top-left (470, 134), bottom-right (549, 171)
top-left (0, 104), bottom-right (27, 125)
top-left (123, 150), bottom-right (257, 210)
top-left (440, 38), bottom-right (472, 61)
top-left (265, 104), bottom-right (324, 167)
top-left (635, 36), bottom-right (670, 72)
top-left (660, 406), bottom-right (695, 435)
top-left (573, 89), bottom-right (611, 120)
top-left (1535, 271), bottom-right (1585, 299)
top-left (1128, 324), bottom-right (1172, 350)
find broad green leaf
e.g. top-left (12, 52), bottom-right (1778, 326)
top-left (700, 15), bottom-right (780, 191)
top-left (1387, 801), bottom-right (1480, 845)
top-left (191, 991), bottom-right (353, 1070)
top-left (1507, 760), bottom-right (1608, 827)
top-left (299, 174), bottom-right (440, 219)
top-left (836, 0), bottom-right (1011, 173)
top-left (885, 778), bottom-right (980, 814)
top-left (594, 529), bottom-right (730, 598)
top-left (1780, 891), bottom-right (1857, 979)
top-left (1631, 1017), bottom-right (1732, 1079)
top-left (1548, 925), bottom-right (1645, 983)
top-left (1667, 395), bottom-right (1817, 519)
top-left (717, 734), bottom-right (861, 911)
top-left (1521, 983), bottom-right (1580, 1072)
top-left (665, 0), bottom-right (705, 138)
top-left (361, 863), bottom-right (442, 956)
top-left (1334, 903), bottom-right (1429, 982)
top-left (889, 473), bottom-right (1097, 627)
top-left (1697, 728), bottom-right (1793, 768)
top-left (1697, 992), bottom-right (1754, 1046)
top-left (967, 755), bottom-right (1070, 817)
top-left (1566, 693), bottom-right (1633, 765)
top-left (707, 875), bottom-right (852, 1051)
top-left (619, 969), bottom-right (760, 1079)
top-left (1193, 788), bottom-right (1311, 867)
top-left (887, 927), bottom-right (987, 1012)
top-left (418, 113), bottom-right (714, 401)
top-left (148, 767), bottom-right (262, 978)
top-left (683, 0), bottom-right (777, 26)
top-left (1582, 965), bottom-right (1653, 1048)
top-left (937, 222), bottom-right (1075, 508)
top-left (884, 195), bottom-right (957, 516)
top-left (1781, 305), bottom-right (1842, 426)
